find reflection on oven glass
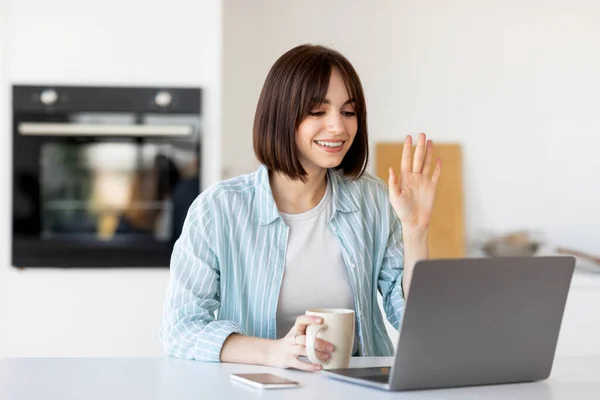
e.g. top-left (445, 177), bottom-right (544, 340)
top-left (40, 141), bottom-right (198, 243)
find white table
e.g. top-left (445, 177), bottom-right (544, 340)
top-left (556, 271), bottom-right (600, 355)
top-left (1, 356), bottom-right (599, 399)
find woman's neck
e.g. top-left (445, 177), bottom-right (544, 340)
top-left (269, 168), bottom-right (328, 214)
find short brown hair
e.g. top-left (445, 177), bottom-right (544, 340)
top-left (253, 44), bottom-right (369, 181)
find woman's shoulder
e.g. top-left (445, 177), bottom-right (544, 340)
top-left (329, 169), bottom-right (391, 217)
top-left (357, 171), bottom-right (389, 191)
top-left (204, 172), bottom-right (257, 200)
top-left (187, 170), bottom-right (258, 217)
top-left (335, 169), bottom-right (389, 198)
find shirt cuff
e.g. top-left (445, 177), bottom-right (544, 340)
top-left (197, 320), bottom-right (244, 362)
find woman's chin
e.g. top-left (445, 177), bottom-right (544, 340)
top-left (300, 153), bottom-right (346, 173)
top-left (316, 160), bottom-right (343, 170)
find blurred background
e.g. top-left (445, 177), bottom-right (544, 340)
top-left (0, 0), bottom-right (598, 358)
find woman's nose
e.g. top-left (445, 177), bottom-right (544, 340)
top-left (326, 112), bottom-right (345, 134)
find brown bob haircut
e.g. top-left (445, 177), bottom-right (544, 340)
top-left (253, 44), bottom-right (369, 181)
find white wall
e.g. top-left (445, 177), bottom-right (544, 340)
top-left (371, 0), bottom-right (600, 254)
top-left (222, 0), bottom-right (600, 254)
top-left (0, 0), bottom-right (222, 357)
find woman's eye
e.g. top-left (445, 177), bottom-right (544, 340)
top-left (342, 111), bottom-right (357, 117)
top-left (308, 111), bottom-right (326, 117)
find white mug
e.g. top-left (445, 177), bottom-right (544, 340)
top-left (305, 308), bottom-right (355, 369)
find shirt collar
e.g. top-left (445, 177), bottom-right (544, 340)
top-left (255, 165), bottom-right (281, 226)
top-left (327, 168), bottom-right (359, 214)
top-left (255, 165), bottom-right (359, 226)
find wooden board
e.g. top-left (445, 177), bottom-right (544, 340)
top-left (375, 142), bottom-right (465, 259)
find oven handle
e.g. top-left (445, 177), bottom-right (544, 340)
top-left (18, 122), bottom-right (193, 136)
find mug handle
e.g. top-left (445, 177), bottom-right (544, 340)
top-left (305, 324), bottom-right (327, 365)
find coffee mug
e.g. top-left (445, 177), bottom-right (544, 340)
top-left (305, 308), bottom-right (355, 369)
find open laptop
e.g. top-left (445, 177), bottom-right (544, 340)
top-left (322, 256), bottom-right (575, 391)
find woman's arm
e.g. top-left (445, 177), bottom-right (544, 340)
top-left (377, 202), bottom-right (431, 329)
top-left (387, 133), bottom-right (441, 297)
top-left (221, 316), bottom-right (332, 371)
top-left (378, 205), bottom-right (406, 330)
top-left (401, 228), bottom-right (429, 298)
top-left (159, 197), bottom-right (332, 369)
top-left (220, 334), bottom-right (273, 365)
top-left (158, 201), bottom-right (244, 362)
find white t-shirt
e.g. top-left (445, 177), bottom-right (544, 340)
top-left (276, 179), bottom-right (359, 354)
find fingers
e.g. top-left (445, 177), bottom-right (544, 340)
top-left (400, 135), bottom-right (412, 174)
top-left (291, 334), bottom-right (306, 346)
top-left (388, 167), bottom-right (400, 196)
top-left (314, 338), bottom-right (335, 353)
top-left (291, 344), bottom-right (307, 357)
top-left (291, 316), bottom-right (323, 335)
top-left (431, 157), bottom-right (442, 186)
top-left (291, 343), bottom-right (330, 362)
top-left (293, 336), bottom-right (335, 354)
top-left (412, 133), bottom-right (427, 173)
top-left (289, 345), bottom-right (323, 371)
top-left (422, 140), bottom-right (434, 176)
top-left (287, 356), bottom-right (322, 372)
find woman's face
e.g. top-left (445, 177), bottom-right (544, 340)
top-left (295, 67), bottom-right (358, 176)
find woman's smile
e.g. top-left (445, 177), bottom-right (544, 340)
top-left (314, 139), bottom-right (346, 153)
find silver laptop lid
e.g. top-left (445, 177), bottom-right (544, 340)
top-left (390, 256), bottom-right (575, 391)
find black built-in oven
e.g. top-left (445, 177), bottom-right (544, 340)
top-left (12, 85), bottom-right (202, 268)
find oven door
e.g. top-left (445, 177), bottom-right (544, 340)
top-left (12, 112), bottom-right (200, 268)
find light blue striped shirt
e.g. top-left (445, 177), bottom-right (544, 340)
top-left (158, 165), bottom-right (405, 362)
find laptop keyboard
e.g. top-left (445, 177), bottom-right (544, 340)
top-left (361, 374), bottom-right (390, 383)
top-left (328, 367), bottom-right (391, 384)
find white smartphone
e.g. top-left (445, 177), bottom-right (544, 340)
top-left (230, 373), bottom-right (300, 389)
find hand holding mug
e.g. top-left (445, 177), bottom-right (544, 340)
top-left (305, 309), bottom-right (355, 370)
top-left (268, 315), bottom-right (335, 372)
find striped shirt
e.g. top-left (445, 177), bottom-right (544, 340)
top-left (158, 165), bottom-right (405, 362)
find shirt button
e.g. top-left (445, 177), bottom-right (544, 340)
top-left (350, 262), bottom-right (356, 269)
top-left (331, 225), bottom-right (337, 233)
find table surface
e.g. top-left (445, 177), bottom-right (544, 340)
top-left (1, 355), bottom-right (599, 400)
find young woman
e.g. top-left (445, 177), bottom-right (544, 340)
top-left (159, 44), bottom-right (441, 372)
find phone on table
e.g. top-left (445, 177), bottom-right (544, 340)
top-left (230, 373), bottom-right (300, 389)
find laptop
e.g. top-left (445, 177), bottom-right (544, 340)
top-left (322, 256), bottom-right (575, 391)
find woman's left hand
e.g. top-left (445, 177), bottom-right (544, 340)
top-left (388, 133), bottom-right (442, 230)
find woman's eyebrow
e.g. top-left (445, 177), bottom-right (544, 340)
top-left (319, 98), bottom-right (356, 106)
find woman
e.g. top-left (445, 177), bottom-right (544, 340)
top-left (159, 44), bottom-right (441, 372)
